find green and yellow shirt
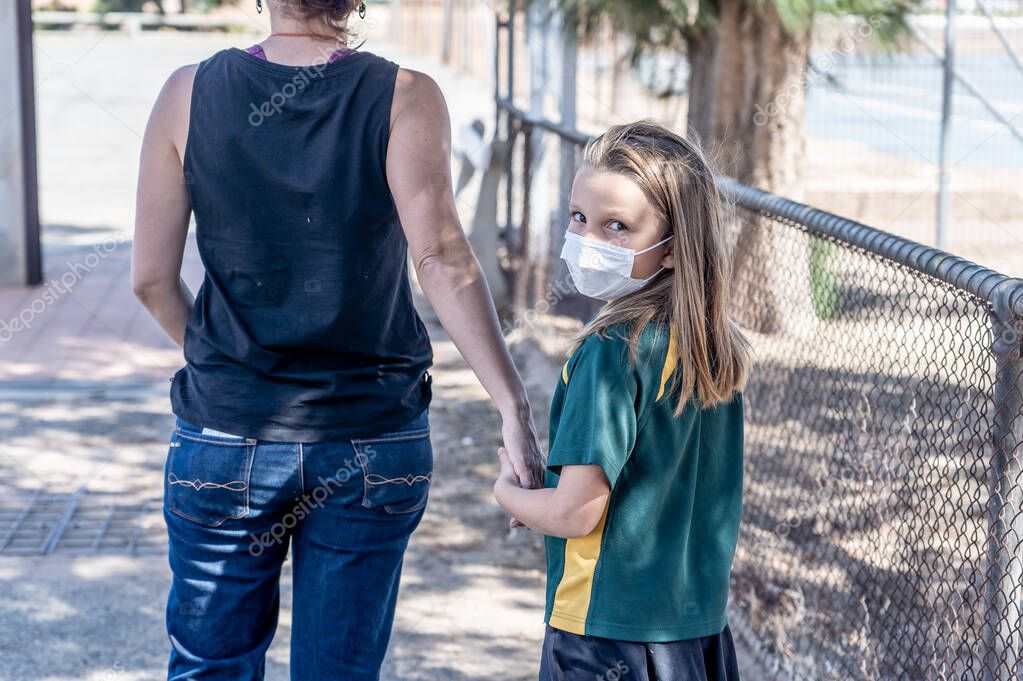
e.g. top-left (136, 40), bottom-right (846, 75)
top-left (543, 321), bottom-right (744, 642)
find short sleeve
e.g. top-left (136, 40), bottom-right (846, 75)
top-left (546, 332), bottom-right (640, 488)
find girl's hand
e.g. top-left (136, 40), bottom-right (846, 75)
top-left (496, 447), bottom-right (519, 486)
top-left (496, 447), bottom-right (527, 529)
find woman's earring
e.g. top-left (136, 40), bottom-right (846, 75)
top-left (255, 0), bottom-right (262, 13)
top-left (357, 1), bottom-right (366, 19)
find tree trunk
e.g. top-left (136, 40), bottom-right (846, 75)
top-left (686, 0), bottom-right (813, 335)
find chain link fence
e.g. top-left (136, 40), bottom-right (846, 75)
top-left (716, 179), bottom-right (1023, 680)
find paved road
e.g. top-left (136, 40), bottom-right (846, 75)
top-left (806, 52), bottom-right (1023, 169)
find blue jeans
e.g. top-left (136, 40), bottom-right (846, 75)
top-left (162, 409), bottom-right (432, 681)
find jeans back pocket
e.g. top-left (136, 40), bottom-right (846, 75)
top-left (165, 424), bottom-right (256, 527)
top-left (353, 418), bottom-right (433, 515)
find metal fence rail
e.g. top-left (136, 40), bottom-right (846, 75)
top-left (495, 81), bottom-right (1023, 681)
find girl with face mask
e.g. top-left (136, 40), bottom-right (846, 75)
top-left (493, 120), bottom-right (755, 681)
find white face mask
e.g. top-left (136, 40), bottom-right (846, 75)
top-left (560, 230), bottom-right (673, 301)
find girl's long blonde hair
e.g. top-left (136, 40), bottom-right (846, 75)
top-left (572, 119), bottom-right (753, 413)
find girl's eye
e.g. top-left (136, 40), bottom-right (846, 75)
top-left (570, 211), bottom-right (585, 223)
top-left (606, 220), bottom-right (627, 232)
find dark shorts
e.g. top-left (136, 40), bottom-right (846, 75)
top-left (539, 623), bottom-right (741, 681)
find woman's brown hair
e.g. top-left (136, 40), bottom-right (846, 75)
top-left (272, 0), bottom-right (363, 44)
top-left (572, 119), bottom-right (754, 413)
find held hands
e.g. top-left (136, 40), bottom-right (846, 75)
top-left (497, 408), bottom-right (546, 530)
top-left (495, 447), bottom-right (527, 529)
top-left (496, 447), bottom-right (521, 486)
top-left (500, 412), bottom-right (547, 490)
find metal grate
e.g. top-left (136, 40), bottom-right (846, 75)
top-left (0, 490), bottom-right (166, 556)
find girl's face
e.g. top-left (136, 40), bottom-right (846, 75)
top-left (568, 166), bottom-right (675, 279)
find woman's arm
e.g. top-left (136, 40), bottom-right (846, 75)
top-left (386, 68), bottom-right (545, 489)
top-left (493, 448), bottom-right (610, 538)
top-left (131, 65), bottom-right (197, 348)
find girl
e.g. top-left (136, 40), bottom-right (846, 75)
top-left (493, 120), bottom-right (754, 681)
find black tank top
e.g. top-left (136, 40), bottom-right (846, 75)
top-left (170, 47), bottom-right (433, 442)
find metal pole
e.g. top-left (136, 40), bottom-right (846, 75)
top-left (504, 0), bottom-right (516, 246)
top-left (976, 0), bottom-right (1023, 76)
top-left (524, 0), bottom-right (552, 306)
top-left (983, 278), bottom-right (1023, 681)
top-left (494, 8), bottom-right (502, 139)
top-left (556, 1), bottom-right (577, 248)
top-left (14, 0), bottom-right (41, 286)
top-left (516, 122), bottom-right (533, 311)
top-left (441, 0), bottom-right (453, 64)
top-left (936, 0), bottom-right (956, 250)
top-left (909, 21), bottom-right (1023, 145)
top-left (553, 2), bottom-right (580, 314)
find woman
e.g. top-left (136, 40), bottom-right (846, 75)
top-left (131, 1), bottom-right (545, 679)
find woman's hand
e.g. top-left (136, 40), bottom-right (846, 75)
top-left (501, 410), bottom-right (547, 490)
top-left (498, 408), bottom-right (546, 530)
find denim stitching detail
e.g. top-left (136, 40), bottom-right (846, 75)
top-left (166, 441), bottom-right (255, 527)
top-left (365, 472), bottom-right (432, 486)
top-left (167, 473), bottom-right (248, 491)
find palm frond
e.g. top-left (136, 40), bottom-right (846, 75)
top-left (515, 0), bottom-right (919, 51)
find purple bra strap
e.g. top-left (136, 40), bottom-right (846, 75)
top-left (245, 43), bottom-right (355, 63)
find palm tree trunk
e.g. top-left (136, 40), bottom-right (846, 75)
top-left (687, 0), bottom-right (812, 335)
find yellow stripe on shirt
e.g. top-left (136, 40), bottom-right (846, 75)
top-left (547, 501), bottom-right (610, 635)
top-left (656, 326), bottom-right (678, 401)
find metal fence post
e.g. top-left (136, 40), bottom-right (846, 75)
top-left (984, 278), bottom-right (1023, 681)
top-left (936, 0), bottom-right (955, 249)
top-left (515, 121), bottom-right (534, 311)
top-left (554, 3), bottom-right (577, 296)
top-left (504, 0), bottom-right (517, 252)
top-left (1, 0), bottom-right (42, 286)
top-left (441, 0), bottom-right (453, 64)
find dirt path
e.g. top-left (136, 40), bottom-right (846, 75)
top-left (373, 309), bottom-right (551, 680)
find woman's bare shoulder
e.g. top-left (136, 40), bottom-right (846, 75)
top-left (147, 64), bottom-right (199, 158)
top-left (389, 66), bottom-right (448, 131)
top-left (155, 63), bottom-right (199, 111)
